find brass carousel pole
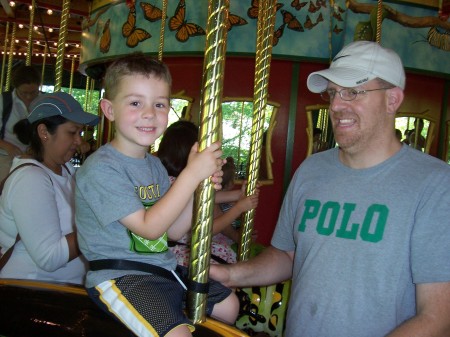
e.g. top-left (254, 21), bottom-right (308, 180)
top-left (0, 22), bottom-right (10, 92)
top-left (54, 0), bottom-right (70, 92)
top-left (238, 0), bottom-right (277, 261)
top-left (187, 0), bottom-right (229, 324)
top-left (69, 56), bottom-right (76, 94)
top-left (40, 44), bottom-right (48, 91)
top-left (158, 0), bottom-right (168, 61)
top-left (376, 0), bottom-right (383, 44)
top-left (26, 0), bottom-right (36, 66)
top-left (5, 22), bottom-right (16, 92)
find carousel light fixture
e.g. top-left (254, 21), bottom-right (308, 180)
top-left (18, 24), bottom-right (24, 29)
top-left (9, 1), bottom-right (15, 7)
top-left (49, 28), bottom-right (53, 33)
top-left (47, 9), bottom-right (53, 15)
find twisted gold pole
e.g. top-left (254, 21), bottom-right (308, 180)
top-left (40, 44), bottom-right (47, 92)
top-left (54, 0), bottom-right (70, 92)
top-left (376, 0), bottom-right (382, 43)
top-left (69, 56), bottom-right (75, 94)
top-left (238, 0), bottom-right (277, 261)
top-left (158, 0), bottom-right (168, 61)
top-left (26, 0), bottom-right (36, 66)
top-left (5, 22), bottom-right (16, 92)
top-left (187, 0), bottom-right (229, 324)
top-left (0, 22), bottom-right (10, 92)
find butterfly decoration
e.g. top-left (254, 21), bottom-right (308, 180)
top-left (99, 19), bottom-right (111, 53)
top-left (316, 12), bottom-right (324, 23)
top-left (247, 0), bottom-right (284, 20)
top-left (122, 5), bottom-right (151, 48)
top-left (304, 15), bottom-right (317, 30)
top-left (337, 5), bottom-right (346, 13)
top-left (272, 23), bottom-right (286, 46)
top-left (226, 13), bottom-right (248, 32)
top-left (169, 0), bottom-right (205, 43)
top-left (315, 0), bottom-right (326, 8)
top-left (281, 10), bottom-right (304, 32)
top-left (291, 0), bottom-right (307, 11)
top-left (333, 24), bottom-right (343, 34)
top-left (333, 11), bottom-right (343, 21)
top-left (140, 2), bottom-right (166, 22)
top-left (308, 0), bottom-right (320, 13)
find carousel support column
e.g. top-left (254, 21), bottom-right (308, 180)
top-left (187, 0), bottom-right (229, 324)
top-left (40, 44), bottom-right (48, 92)
top-left (238, 0), bottom-right (277, 261)
top-left (26, 0), bottom-right (36, 66)
top-left (158, 0), bottom-right (168, 61)
top-left (5, 22), bottom-right (16, 92)
top-left (1, 22), bottom-right (10, 92)
top-left (54, 0), bottom-right (70, 92)
top-left (376, 0), bottom-right (383, 44)
top-left (69, 56), bottom-right (76, 94)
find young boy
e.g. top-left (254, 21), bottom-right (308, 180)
top-left (75, 54), bottom-right (239, 337)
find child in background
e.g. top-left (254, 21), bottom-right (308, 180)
top-left (158, 121), bottom-right (259, 266)
top-left (75, 54), bottom-right (238, 337)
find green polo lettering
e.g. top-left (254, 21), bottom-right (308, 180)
top-left (298, 199), bottom-right (320, 232)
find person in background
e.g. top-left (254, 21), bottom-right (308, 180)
top-left (158, 121), bottom-right (259, 266)
top-left (0, 64), bottom-right (41, 181)
top-left (75, 54), bottom-right (238, 337)
top-left (210, 41), bottom-right (450, 336)
top-left (312, 127), bottom-right (327, 153)
top-left (0, 92), bottom-right (99, 284)
top-left (395, 128), bottom-right (403, 141)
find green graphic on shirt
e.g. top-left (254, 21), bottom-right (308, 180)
top-left (128, 230), bottom-right (168, 253)
top-left (128, 199), bottom-right (168, 253)
top-left (298, 199), bottom-right (388, 243)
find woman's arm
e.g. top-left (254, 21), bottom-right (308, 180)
top-left (10, 166), bottom-right (74, 271)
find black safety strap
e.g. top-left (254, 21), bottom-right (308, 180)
top-left (89, 259), bottom-right (210, 293)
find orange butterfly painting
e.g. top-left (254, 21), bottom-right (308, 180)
top-left (304, 15), bottom-right (317, 30)
top-left (247, 0), bottom-right (284, 20)
top-left (100, 19), bottom-right (111, 53)
top-left (140, 2), bottom-right (166, 22)
top-left (122, 5), bottom-right (151, 48)
top-left (169, 0), bottom-right (205, 43)
top-left (308, 0), bottom-right (320, 13)
top-left (281, 10), bottom-right (304, 32)
top-left (333, 24), bottom-right (343, 34)
top-left (226, 13), bottom-right (248, 32)
top-left (272, 23), bottom-right (286, 46)
top-left (291, 0), bottom-right (307, 11)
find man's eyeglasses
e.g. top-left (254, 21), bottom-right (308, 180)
top-left (320, 87), bottom-right (394, 102)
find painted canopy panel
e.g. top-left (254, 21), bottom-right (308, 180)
top-left (80, 0), bottom-right (449, 76)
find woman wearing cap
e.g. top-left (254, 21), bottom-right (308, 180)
top-left (0, 92), bottom-right (98, 284)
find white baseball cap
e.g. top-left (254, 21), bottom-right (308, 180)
top-left (307, 41), bottom-right (405, 93)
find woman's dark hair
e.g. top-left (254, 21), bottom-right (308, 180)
top-left (158, 120), bottom-right (198, 177)
top-left (13, 119), bottom-right (32, 145)
top-left (27, 115), bottom-right (68, 162)
top-left (11, 64), bottom-right (41, 88)
top-left (221, 157), bottom-right (236, 188)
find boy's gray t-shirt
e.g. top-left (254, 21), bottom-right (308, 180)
top-left (75, 143), bottom-right (174, 288)
top-left (272, 145), bottom-right (450, 337)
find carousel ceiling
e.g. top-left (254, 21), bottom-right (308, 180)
top-left (0, 0), bottom-right (90, 64)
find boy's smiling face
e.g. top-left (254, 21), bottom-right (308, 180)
top-left (101, 74), bottom-right (171, 158)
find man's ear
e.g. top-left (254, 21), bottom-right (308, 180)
top-left (100, 98), bottom-right (115, 122)
top-left (387, 87), bottom-right (404, 115)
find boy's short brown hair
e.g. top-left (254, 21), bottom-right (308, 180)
top-left (103, 53), bottom-right (172, 100)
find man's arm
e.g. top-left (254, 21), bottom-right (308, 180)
top-left (386, 282), bottom-right (450, 337)
top-left (210, 245), bottom-right (293, 287)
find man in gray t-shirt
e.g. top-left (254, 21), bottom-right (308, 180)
top-left (210, 41), bottom-right (450, 336)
